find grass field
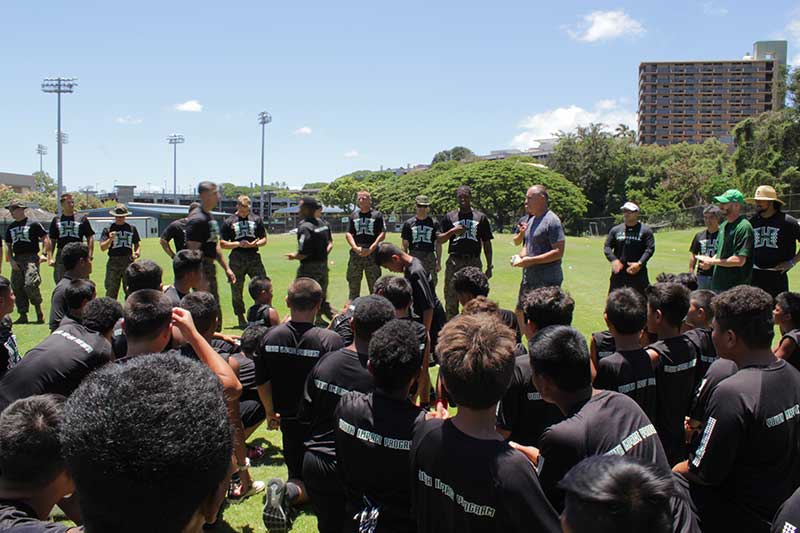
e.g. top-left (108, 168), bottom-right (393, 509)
top-left (26, 228), bottom-right (798, 531)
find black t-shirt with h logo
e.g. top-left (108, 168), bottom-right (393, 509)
top-left (401, 216), bottom-right (440, 253)
top-left (222, 213), bottom-right (267, 255)
top-left (101, 223), bottom-right (140, 257)
top-left (348, 209), bottom-right (385, 247)
top-left (5, 218), bottom-right (47, 256)
top-left (440, 209), bottom-right (493, 257)
top-left (749, 212), bottom-right (800, 269)
top-left (185, 209), bottom-right (220, 259)
top-left (49, 214), bottom-right (95, 251)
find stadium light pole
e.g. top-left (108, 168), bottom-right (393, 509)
top-left (167, 134), bottom-right (185, 204)
top-left (257, 111), bottom-right (272, 219)
top-left (36, 144), bottom-right (47, 174)
top-left (41, 77), bottom-right (77, 216)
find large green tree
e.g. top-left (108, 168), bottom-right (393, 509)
top-left (431, 146), bottom-right (476, 165)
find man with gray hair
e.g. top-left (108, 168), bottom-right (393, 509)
top-left (689, 205), bottom-right (722, 290)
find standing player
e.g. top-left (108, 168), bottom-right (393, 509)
top-left (4, 201), bottom-right (47, 323)
top-left (689, 206), bottom-right (722, 290)
top-left (220, 195), bottom-right (268, 327)
top-left (48, 193), bottom-right (95, 283)
top-left (159, 202), bottom-right (199, 258)
top-left (439, 185), bottom-right (494, 319)
top-left (747, 185), bottom-right (800, 298)
top-left (99, 204), bottom-right (141, 300)
top-left (604, 201), bottom-right (655, 294)
top-left (345, 191), bottom-right (385, 300)
top-left (401, 195), bottom-right (442, 290)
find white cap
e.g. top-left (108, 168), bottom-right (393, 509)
top-left (621, 201), bottom-right (639, 212)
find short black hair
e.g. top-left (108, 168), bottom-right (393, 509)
top-left (198, 181), bottom-right (216, 194)
top-left (655, 272), bottom-right (698, 292)
top-left (606, 288), bottom-right (647, 335)
top-left (352, 295), bottom-right (396, 340)
top-left (690, 289), bottom-right (716, 321)
top-left (123, 289), bottom-right (173, 340)
top-left (372, 275), bottom-right (393, 296)
top-left (82, 297), bottom-right (123, 335)
top-left (452, 266), bottom-right (489, 298)
top-left (435, 314), bottom-right (516, 409)
top-left (373, 243), bottom-right (403, 267)
top-left (240, 325), bottom-right (268, 357)
top-left (179, 292), bottom-right (219, 335)
top-left (368, 320), bottom-right (423, 391)
top-left (0, 276), bottom-right (9, 297)
top-left (124, 260), bottom-right (163, 294)
top-left (645, 282), bottom-right (690, 328)
top-left (172, 249), bottom-right (203, 280)
top-left (378, 276), bottom-right (413, 310)
top-left (559, 455), bottom-right (673, 533)
top-left (61, 354), bottom-right (232, 533)
top-left (61, 242), bottom-right (90, 271)
top-left (65, 279), bottom-right (96, 310)
top-left (776, 292), bottom-right (800, 326)
top-left (248, 276), bottom-right (273, 300)
top-left (529, 325), bottom-right (591, 392)
top-left (523, 286), bottom-right (574, 328)
top-left (0, 394), bottom-right (66, 489)
top-left (287, 278), bottom-right (323, 311)
top-left (713, 286), bottom-right (774, 349)
top-left (456, 185), bottom-right (471, 197)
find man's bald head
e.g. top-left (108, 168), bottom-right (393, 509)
top-left (526, 185), bottom-right (549, 215)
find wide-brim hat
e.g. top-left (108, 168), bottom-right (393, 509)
top-left (109, 204), bottom-right (132, 217)
top-left (300, 196), bottom-right (321, 210)
top-left (415, 195), bottom-right (431, 206)
top-left (746, 185), bottom-right (784, 205)
top-left (5, 201), bottom-right (26, 211)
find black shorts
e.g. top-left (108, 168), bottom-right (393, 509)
top-left (751, 269), bottom-right (789, 299)
top-left (302, 451), bottom-right (346, 533)
top-left (281, 418), bottom-right (309, 481)
top-left (609, 270), bottom-right (649, 295)
top-left (239, 399), bottom-right (266, 430)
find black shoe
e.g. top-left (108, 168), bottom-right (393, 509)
top-left (15, 315), bottom-right (28, 325)
top-left (263, 478), bottom-right (293, 532)
top-left (35, 310), bottom-right (44, 324)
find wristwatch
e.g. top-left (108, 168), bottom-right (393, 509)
top-left (238, 457), bottom-right (250, 472)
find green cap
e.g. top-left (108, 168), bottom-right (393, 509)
top-left (415, 195), bottom-right (431, 206)
top-left (714, 189), bottom-right (745, 204)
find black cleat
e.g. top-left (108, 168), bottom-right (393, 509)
top-left (263, 478), bottom-right (293, 532)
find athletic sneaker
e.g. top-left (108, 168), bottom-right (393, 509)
top-left (263, 478), bottom-right (294, 532)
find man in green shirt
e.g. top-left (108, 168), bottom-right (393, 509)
top-left (695, 189), bottom-right (754, 292)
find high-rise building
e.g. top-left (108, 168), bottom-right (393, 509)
top-left (638, 40), bottom-right (787, 146)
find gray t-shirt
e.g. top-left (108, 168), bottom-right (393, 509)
top-left (524, 210), bottom-right (565, 278)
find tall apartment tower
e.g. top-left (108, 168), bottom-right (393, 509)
top-left (638, 40), bottom-right (787, 146)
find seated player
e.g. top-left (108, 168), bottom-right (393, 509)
top-left (335, 320), bottom-right (426, 532)
top-left (682, 289), bottom-right (718, 381)
top-left (61, 279), bottom-right (96, 324)
top-left (410, 314), bottom-right (560, 532)
top-left (773, 486), bottom-right (800, 533)
top-left (118, 289), bottom-right (175, 359)
top-left (49, 242), bottom-right (92, 332)
top-left (0, 395), bottom-right (78, 532)
top-left (495, 287), bottom-right (571, 447)
top-left (773, 291), bottom-right (800, 371)
top-left (656, 272), bottom-right (698, 291)
top-left (645, 282), bottom-right (697, 466)
top-left (593, 288), bottom-right (657, 422)
top-left (451, 265), bottom-right (521, 341)
top-left (60, 353), bottom-right (235, 533)
top-left (246, 276), bottom-right (280, 328)
top-left (0, 277), bottom-right (19, 380)
top-left (163, 249), bottom-right (204, 306)
top-left (559, 455), bottom-right (674, 533)
top-left (123, 259), bottom-right (162, 294)
top-left (235, 325), bottom-right (268, 441)
top-left (675, 286), bottom-right (800, 533)
top-left (0, 298), bottom-right (122, 411)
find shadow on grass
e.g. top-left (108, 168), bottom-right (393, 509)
top-left (248, 437), bottom-right (285, 467)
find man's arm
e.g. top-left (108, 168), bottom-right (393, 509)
top-left (513, 241), bottom-right (565, 268)
top-left (257, 382), bottom-right (281, 428)
top-left (214, 243), bottom-right (236, 284)
top-left (401, 239), bottom-right (410, 253)
top-left (483, 239), bottom-right (493, 278)
top-left (345, 231), bottom-right (360, 252)
top-left (639, 227), bottom-right (656, 264)
top-left (435, 239), bottom-right (443, 272)
top-left (99, 231), bottom-right (114, 252)
top-left (160, 238), bottom-right (175, 258)
top-left (366, 231), bottom-right (386, 255)
top-left (603, 229), bottom-right (618, 262)
top-left (87, 235), bottom-right (94, 260)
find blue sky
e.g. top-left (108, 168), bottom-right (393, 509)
top-left (1, 0), bottom-right (798, 192)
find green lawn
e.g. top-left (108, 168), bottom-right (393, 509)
top-left (26, 229), bottom-right (797, 531)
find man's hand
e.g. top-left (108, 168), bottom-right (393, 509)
top-left (358, 247), bottom-right (372, 257)
top-left (132, 250), bottom-right (140, 260)
top-left (108, 231), bottom-right (117, 241)
top-left (626, 262), bottom-right (642, 275)
top-left (435, 262), bottom-right (441, 273)
top-left (694, 254), bottom-right (716, 266)
top-left (511, 255), bottom-right (523, 268)
top-left (517, 222), bottom-right (528, 234)
top-left (172, 307), bottom-right (199, 338)
top-left (286, 252), bottom-right (299, 261)
top-left (509, 441), bottom-right (540, 467)
top-left (238, 240), bottom-right (253, 249)
top-left (48, 257), bottom-right (55, 267)
top-left (216, 332), bottom-right (240, 345)
top-left (267, 411), bottom-right (281, 430)
top-left (611, 259), bottom-right (624, 274)
top-left (38, 255), bottom-right (47, 264)
top-left (453, 224), bottom-right (466, 236)
top-left (426, 402), bottom-right (450, 420)
top-left (698, 260), bottom-right (713, 271)
top-left (226, 269), bottom-right (236, 284)
top-left (485, 265), bottom-right (493, 279)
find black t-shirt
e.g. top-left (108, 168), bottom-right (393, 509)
top-left (0, 500), bottom-right (69, 532)
top-left (399, 315), bottom-right (428, 357)
top-left (497, 309), bottom-right (522, 344)
top-left (594, 348), bottom-right (657, 423)
top-left (401, 216), bottom-right (440, 253)
top-left (592, 330), bottom-right (617, 360)
top-left (690, 229), bottom-right (719, 277)
top-left (689, 357), bottom-right (738, 423)
top-left (496, 354), bottom-right (564, 447)
top-left (773, 485), bottom-right (800, 533)
top-left (405, 258), bottom-right (440, 321)
top-left (160, 218), bottom-right (187, 252)
top-left (48, 214), bottom-right (94, 251)
top-left (440, 209), bottom-right (493, 257)
top-left (689, 359), bottom-right (800, 524)
top-left (538, 390), bottom-right (670, 512)
top-left (49, 273), bottom-right (77, 331)
top-left (185, 209), bottom-right (220, 259)
top-left (649, 335), bottom-right (698, 465)
top-left (221, 213), bottom-right (266, 255)
top-left (410, 418), bottom-right (560, 533)
top-left (330, 303), bottom-right (356, 346)
top-left (780, 329), bottom-right (800, 372)
top-left (232, 352), bottom-right (257, 391)
top-left (335, 390), bottom-right (427, 533)
top-left (100, 223), bottom-right (140, 257)
top-left (163, 285), bottom-right (187, 307)
top-left (348, 209), bottom-right (385, 247)
top-left (246, 303), bottom-right (273, 328)
top-left (603, 222), bottom-right (656, 267)
top-left (5, 218), bottom-right (47, 256)
top-left (255, 321), bottom-right (343, 418)
top-left (298, 348), bottom-right (374, 457)
top-left (0, 317), bottom-right (20, 380)
top-left (297, 217), bottom-right (328, 262)
top-left (0, 318), bottom-right (113, 411)
top-left (750, 212), bottom-right (800, 269)
top-left (684, 327), bottom-right (717, 386)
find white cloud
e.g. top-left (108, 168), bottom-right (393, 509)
top-left (294, 126), bottom-right (313, 136)
top-left (784, 17), bottom-right (800, 66)
top-left (565, 10), bottom-right (645, 43)
top-left (174, 100), bottom-right (203, 112)
top-left (702, 2), bottom-right (728, 16)
top-left (511, 99), bottom-right (637, 149)
top-left (115, 115), bottom-right (143, 125)
top-left (344, 150), bottom-right (359, 158)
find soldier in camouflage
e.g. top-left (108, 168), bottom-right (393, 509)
top-left (99, 204), bottom-right (141, 300)
top-left (345, 191), bottom-right (385, 300)
top-left (401, 195), bottom-right (442, 290)
top-left (287, 197), bottom-right (333, 324)
top-left (4, 201), bottom-right (48, 323)
top-left (47, 193), bottom-right (95, 283)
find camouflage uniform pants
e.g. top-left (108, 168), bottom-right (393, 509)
top-left (444, 254), bottom-right (482, 319)
top-left (53, 248), bottom-right (66, 284)
top-left (346, 250), bottom-right (381, 300)
top-left (229, 252), bottom-right (266, 316)
top-left (11, 254), bottom-right (42, 314)
top-left (410, 250), bottom-right (439, 291)
top-left (105, 255), bottom-right (133, 300)
top-left (297, 260), bottom-right (332, 321)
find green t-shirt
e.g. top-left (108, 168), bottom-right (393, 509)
top-left (711, 215), bottom-right (754, 291)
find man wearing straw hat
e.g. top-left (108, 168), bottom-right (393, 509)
top-left (747, 185), bottom-right (800, 298)
top-left (4, 201), bottom-right (48, 323)
top-left (100, 203), bottom-right (141, 299)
